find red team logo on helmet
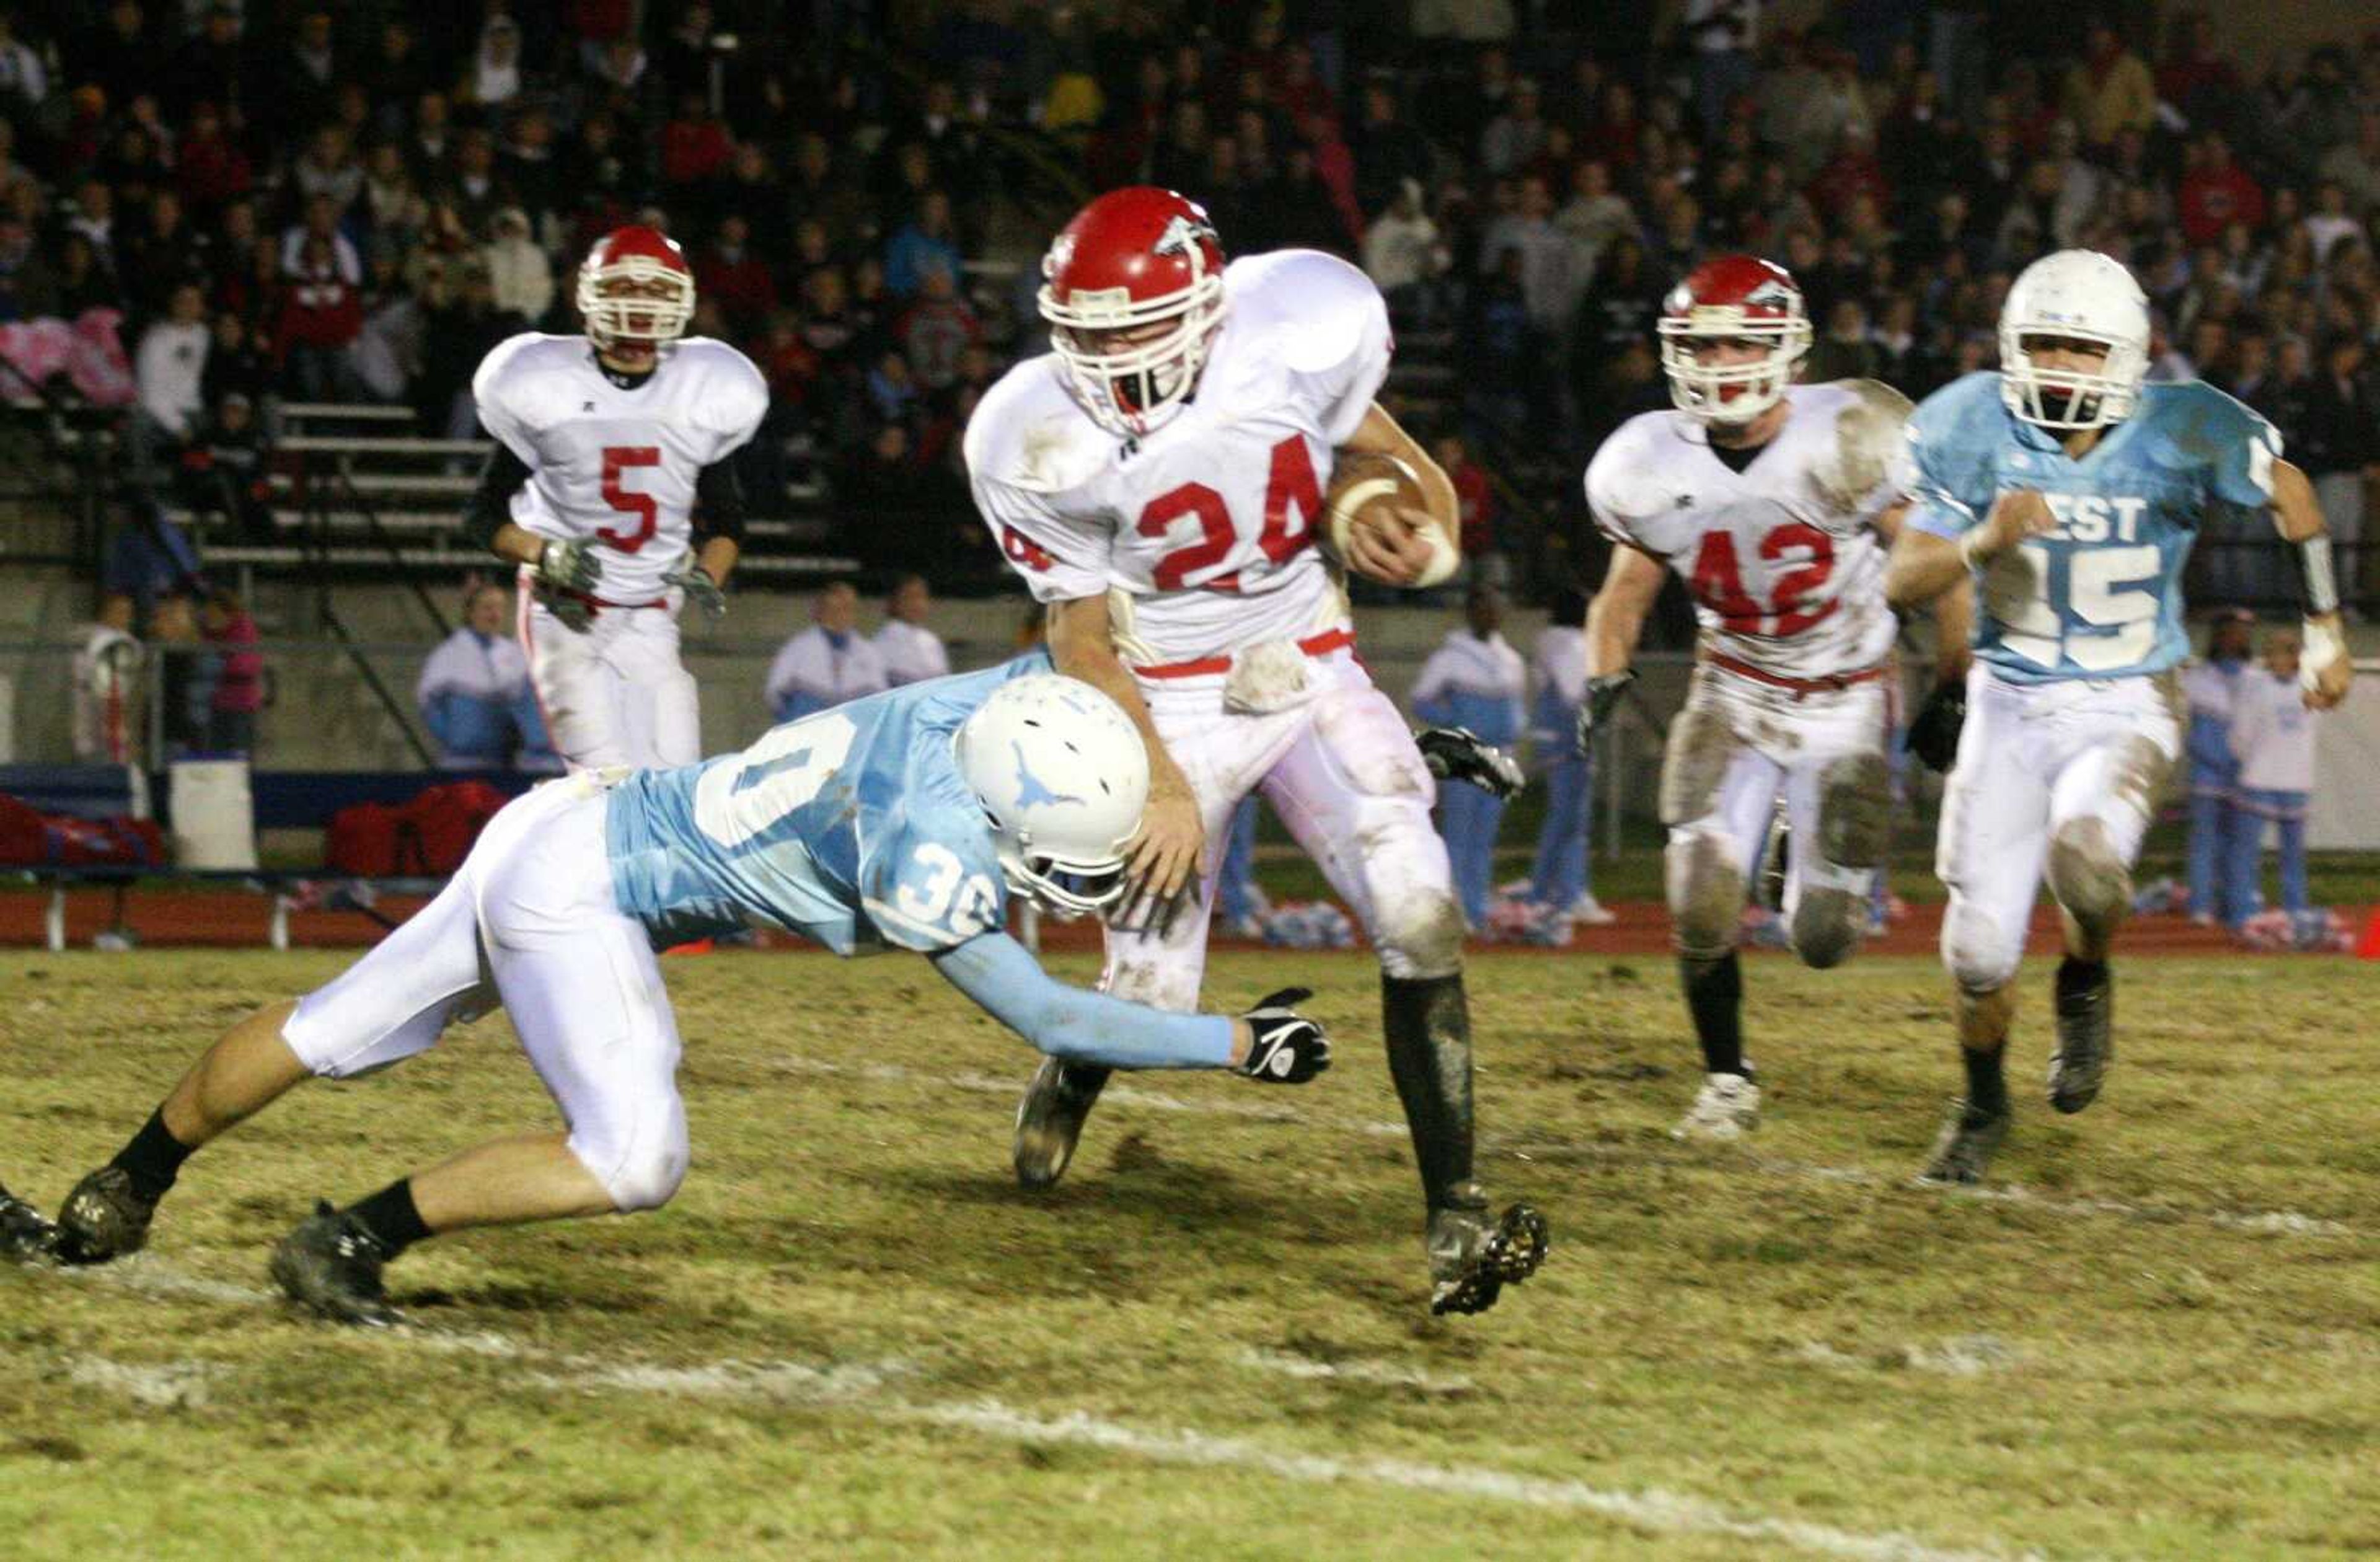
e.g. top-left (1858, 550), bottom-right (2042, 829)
top-left (1038, 187), bottom-right (1229, 438)
top-left (1657, 254), bottom-right (1813, 423)
top-left (576, 226), bottom-right (697, 351)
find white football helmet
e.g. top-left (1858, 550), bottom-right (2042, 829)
top-left (953, 674), bottom-right (1148, 919)
top-left (1999, 250), bottom-right (2149, 431)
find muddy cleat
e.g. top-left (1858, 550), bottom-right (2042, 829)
top-left (53, 1167), bottom-right (160, 1265)
top-left (1672, 1072), bottom-right (1761, 1142)
top-left (270, 1201), bottom-right (399, 1326)
top-left (1011, 1057), bottom-right (1111, 1190)
top-left (2048, 958), bottom-right (2113, 1114)
top-left (1918, 1097), bottom-right (2011, 1186)
top-left (1427, 1188), bottom-right (1549, 1317)
top-left (1, 1181), bottom-right (56, 1260)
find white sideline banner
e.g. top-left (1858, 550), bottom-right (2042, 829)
top-left (2308, 659), bottom-right (2380, 849)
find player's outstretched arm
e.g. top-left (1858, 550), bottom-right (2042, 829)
top-left (2268, 457), bottom-right (2354, 710)
top-left (1045, 593), bottom-right (1204, 919)
top-left (928, 933), bottom-right (1329, 1080)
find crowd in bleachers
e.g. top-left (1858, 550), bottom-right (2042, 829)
top-left (0, 2), bottom-right (2376, 601)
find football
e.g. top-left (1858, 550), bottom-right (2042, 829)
top-left (1324, 452), bottom-right (1459, 587)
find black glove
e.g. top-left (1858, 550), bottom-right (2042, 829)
top-left (669, 560), bottom-right (728, 620)
top-left (1575, 670), bottom-right (1635, 755)
top-left (1906, 680), bottom-right (1967, 773)
top-left (1416, 726), bottom-right (1525, 800)
top-left (536, 536), bottom-right (601, 594)
top-left (1236, 987), bottom-right (1330, 1083)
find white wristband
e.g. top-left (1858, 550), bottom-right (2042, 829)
top-left (2301, 617), bottom-right (2348, 692)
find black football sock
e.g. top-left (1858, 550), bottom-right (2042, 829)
top-left (345, 1178), bottom-right (431, 1258)
top-left (1381, 974), bottom-right (1476, 1211)
top-left (1679, 953), bottom-right (1746, 1076)
top-left (108, 1109), bottom-right (194, 1201)
top-left (2055, 956), bottom-right (2109, 1002)
top-left (1961, 1043), bottom-right (2010, 1118)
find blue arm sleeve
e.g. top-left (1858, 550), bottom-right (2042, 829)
top-left (929, 931), bottom-right (1235, 1071)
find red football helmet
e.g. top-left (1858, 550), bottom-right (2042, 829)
top-left (1657, 254), bottom-right (1812, 423)
top-left (576, 226), bottom-right (696, 350)
top-left (1037, 187), bottom-right (1228, 437)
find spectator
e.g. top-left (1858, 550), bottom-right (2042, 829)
top-left (481, 207), bottom-right (554, 325)
top-left (2180, 133), bottom-right (2267, 249)
top-left (695, 213), bottom-right (778, 342)
top-left (2295, 336), bottom-right (2380, 600)
top-left (1363, 178), bottom-right (1446, 322)
top-left (2318, 110), bottom-right (2380, 219)
top-left (275, 229), bottom-right (365, 402)
top-left (1349, 78), bottom-right (1433, 222)
top-left (767, 583), bottom-right (889, 721)
top-left (1213, 798), bottom-right (1267, 938)
top-left (1804, 299), bottom-right (1880, 382)
top-left (2182, 610), bottom-right (2256, 925)
top-left (134, 282), bottom-right (211, 454)
top-left (458, 17), bottom-right (527, 115)
top-left (1555, 159), bottom-right (1637, 271)
top-left (178, 392), bottom-right (273, 542)
top-left (1434, 431), bottom-right (1500, 586)
top-left (1525, 588), bottom-right (1612, 924)
top-left (886, 189), bottom-right (965, 299)
top-left (416, 584), bottom-right (555, 771)
top-left (2061, 19), bottom-right (2155, 151)
top-left (1481, 76), bottom-right (1548, 177)
top-left (149, 592), bottom-right (213, 761)
top-left (1479, 173), bottom-right (1577, 336)
top-left (1411, 585), bottom-right (1526, 929)
top-left (200, 589), bottom-right (263, 756)
top-left (873, 573), bottom-right (950, 687)
top-left (72, 593), bottom-right (144, 768)
top-left (896, 264), bottom-right (980, 391)
top-left (2224, 627), bottom-right (2319, 925)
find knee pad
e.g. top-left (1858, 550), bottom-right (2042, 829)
top-left (1665, 828), bottom-right (1745, 961)
top-left (2047, 818), bottom-right (2130, 936)
top-left (1375, 886), bottom-right (1466, 981)
top-left (1941, 898), bottom-right (2021, 995)
top-left (573, 1101), bottom-right (689, 1214)
top-left (1659, 701), bottom-right (1740, 827)
top-left (1789, 886), bottom-right (1865, 970)
top-left (1817, 751), bottom-right (1893, 870)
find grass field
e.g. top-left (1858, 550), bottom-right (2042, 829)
top-left (3, 948), bottom-right (2376, 1560)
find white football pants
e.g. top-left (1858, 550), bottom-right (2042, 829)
top-left (517, 584), bottom-right (700, 771)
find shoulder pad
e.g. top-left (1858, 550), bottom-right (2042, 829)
top-left (1583, 410), bottom-right (1677, 533)
top-left (676, 339), bottom-right (769, 436)
top-left (1224, 250), bottom-right (1384, 376)
top-left (472, 333), bottom-right (580, 425)
top-left (963, 357), bottom-right (1108, 495)
top-left (1807, 379), bottom-right (1914, 519)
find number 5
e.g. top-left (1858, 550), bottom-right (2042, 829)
top-left (599, 446), bottom-right (661, 552)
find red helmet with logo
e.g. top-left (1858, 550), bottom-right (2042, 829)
top-left (576, 226), bottom-right (696, 351)
top-left (1656, 254), bottom-right (1812, 423)
top-left (1037, 187), bottom-right (1228, 437)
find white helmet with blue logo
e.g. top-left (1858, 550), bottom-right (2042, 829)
top-left (953, 674), bottom-right (1148, 918)
top-left (1999, 249), bottom-right (2151, 431)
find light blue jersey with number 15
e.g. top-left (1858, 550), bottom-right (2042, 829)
top-left (1902, 371), bottom-right (2279, 684)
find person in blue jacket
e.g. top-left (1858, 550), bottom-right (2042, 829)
top-left (1412, 586), bottom-right (1527, 927)
top-left (1524, 588), bottom-right (1614, 924)
top-left (2180, 609), bottom-right (2255, 924)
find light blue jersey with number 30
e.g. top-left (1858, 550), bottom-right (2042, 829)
top-left (605, 657), bottom-right (1047, 951)
top-left (1903, 372), bottom-right (2278, 683)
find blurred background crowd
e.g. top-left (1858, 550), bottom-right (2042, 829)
top-left (0, 0), bottom-right (2375, 607)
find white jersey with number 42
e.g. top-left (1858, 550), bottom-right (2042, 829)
top-left (474, 333), bottom-right (768, 604)
top-left (966, 249), bottom-right (1393, 672)
top-left (1586, 381), bottom-right (1910, 679)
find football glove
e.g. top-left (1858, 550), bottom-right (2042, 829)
top-left (1906, 680), bottom-right (1967, 773)
top-left (1575, 670), bottom-right (1635, 755)
top-left (668, 560), bottom-right (728, 620)
top-left (536, 537), bottom-right (601, 595)
top-left (1416, 726), bottom-right (1525, 800)
top-left (1236, 987), bottom-right (1330, 1083)
top-left (534, 581), bottom-right (594, 632)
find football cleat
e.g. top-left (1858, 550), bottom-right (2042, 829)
top-left (1, 1180), bottom-right (56, 1260)
top-left (52, 1166), bottom-right (160, 1265)
top-left (2048, 960), bottom-right (2113, 1114)
top-left (1672, 1071), bottom-right (1761, 1142)
top-left (1918, 1097), bottom-right (2011, 1186)
top-left (1011, 1057), bottom-right (1111, 1190)
top-left (1427, 1187), bottom-right (1549, 1317)
top-left (269, 1201), bottom-right (399, 1327)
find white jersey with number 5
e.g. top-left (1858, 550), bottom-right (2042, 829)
top-left (966, 249), bottom-right (1392, 673)
top-left (474, 333), bottom-right (768, 604)
top-left (1586, 381), bottom-right (1910, 680)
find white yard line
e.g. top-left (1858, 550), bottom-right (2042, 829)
top-left (1236, 1346), bottom-right (1476, 1395)
top-left (778, 1052), bottom-right (2359, 1239)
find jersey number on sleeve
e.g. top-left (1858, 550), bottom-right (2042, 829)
top-left (598, 446), bottom-right (662, 552)
top-left (1687, 523), bottom-right (1836, 635)
top-left (693, 712), bottom-right (859, 847)
top-left (894, 842), bottom-right (1001, 938)
top-left (1135, 435), bottom-right (1322, 591)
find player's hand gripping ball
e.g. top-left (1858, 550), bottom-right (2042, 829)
top-left (1325, 452), bottom-right (1458, 588)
